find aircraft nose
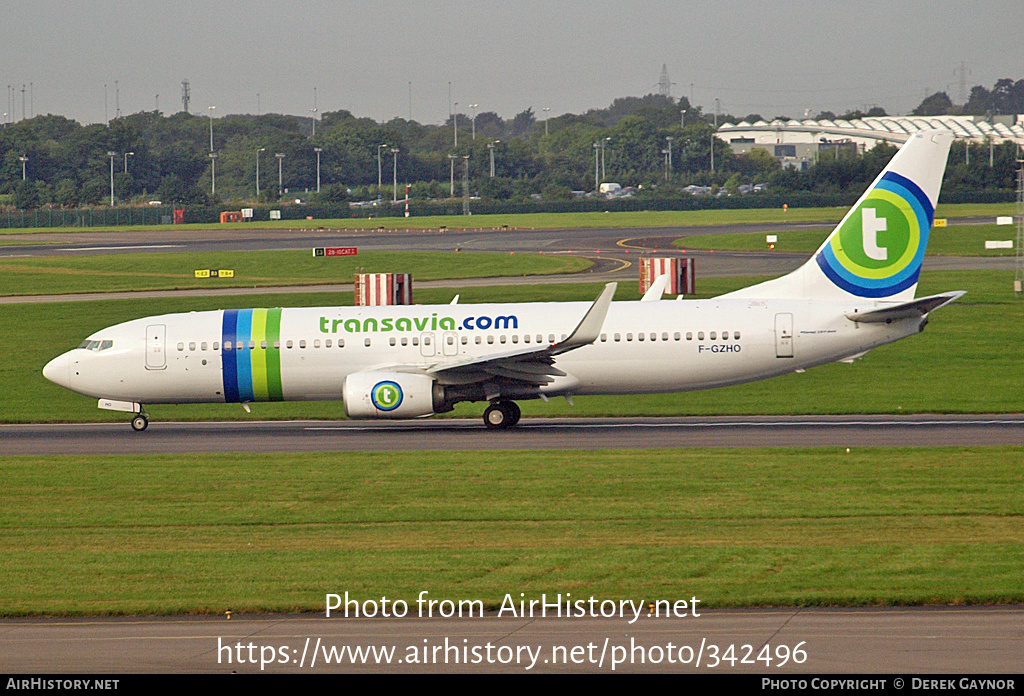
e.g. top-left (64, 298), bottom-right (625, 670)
top-left (43, 352), bottom-right (71, 388)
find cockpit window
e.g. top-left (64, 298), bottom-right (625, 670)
top-left (77, 340), bottom-right (113, 352)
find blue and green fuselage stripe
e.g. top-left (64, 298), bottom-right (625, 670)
top-left (221, 308), bottom-right (284, 403)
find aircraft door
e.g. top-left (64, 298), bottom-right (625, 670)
top-left (145, 324), bottom-right (167, 370)
top-left (442, 331), bottom-right (458, 356)
top-left (775, 313), bottom-right (793, 358)
top-left (419, 332), bottom-right (436, 357)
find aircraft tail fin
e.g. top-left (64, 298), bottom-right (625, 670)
top-left (723, 129), bottom-right (954, 302)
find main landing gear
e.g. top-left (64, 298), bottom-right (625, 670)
top-left (130, 412), bottom-right (149, 432)
top-left (483, 401), bottom-right (521, 430)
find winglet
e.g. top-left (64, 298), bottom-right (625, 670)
top-left (550, 282), bottom-right (616, 354)
top-left (640, 274), bottom-right (670, 301)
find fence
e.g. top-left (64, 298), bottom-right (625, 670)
top-left (0, 187), bottom-right (1014, 229)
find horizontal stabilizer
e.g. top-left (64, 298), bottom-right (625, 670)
top-left (845, 291), bottom-right (965, 323)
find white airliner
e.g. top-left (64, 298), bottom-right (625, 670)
top-left (44, 130), bottom-right (961, 431)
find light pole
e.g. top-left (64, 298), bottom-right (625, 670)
top-left (666, 137), bottom-right (673, 179)
top-left (255, 148), bottom-right (265, 198)
top-left (681, 109), bottom-right (687, 128)
top-left (107, 151), bottom-right (116, 205)
top-left (377, 144), bottom-right (387, 199)
top-left (314, 147), bottom-right (323, 193)
top-left (276, 153), bottom-right (285, 198)
top-left (448, 154), bottom-right (458, 197)
top-left (19, 155), bottom-right (27, 180)
top-left (209, 152), bottom-right (218, 195)
top-left (662, 148), bottom-right (670, 181)
top-left (601, 137), bottom-right (610, 181)
top-left (123, 151), bottom-right (134, 173)
top-left (207, 106), bottom-right (215, 152)
top-left (469, 104), bottom-right (477, 140)
top-left (543, 107), bottom-right (550, 136)
top-left (453, 102), bottom-right (458, 148)
top-left (311, 86), bottom-right (318, 137)
top-left (593, 142), bottom-right (600, 191)
top-left (391, 147), bottom-right (399, 202)
top-left (488, 140), bottom-right (499, 177)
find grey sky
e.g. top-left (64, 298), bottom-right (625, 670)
top-left (3, 1), bottom-right (1022, 125)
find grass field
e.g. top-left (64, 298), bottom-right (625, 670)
top-left (675, 224), bottom-right (1019, 257)
top-left (0, 250), bottom-right (591, 296)
top-left (4, 270), bottom-right (1021, 424)
top-left (1, 447), bottom-right (1020, 616)
top-left (0, 203), bottom-right (1015, 236)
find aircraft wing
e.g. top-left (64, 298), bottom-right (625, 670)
top-left (425, 282), bottom-right (617, 386)
top-left (845, 291), bottom-right (966, 323)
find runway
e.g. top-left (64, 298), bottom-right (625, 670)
top-left (2, 415), bottom-right (1021, 455)
top-left (2, 607), bottom-right (1022, 674)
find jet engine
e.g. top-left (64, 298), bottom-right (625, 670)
top-left (343, 371), bottom-right (444, 419)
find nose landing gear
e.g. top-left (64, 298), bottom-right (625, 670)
top-left (483, 401), bottom-right (521, 430)
top-left (130, 412), bottom-right (149, 432)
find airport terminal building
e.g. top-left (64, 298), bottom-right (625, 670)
top-left (719, 114), bottom-right (1024, 169)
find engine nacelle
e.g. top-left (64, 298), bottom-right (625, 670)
top-left (343, 371), bottom-right (440, 419)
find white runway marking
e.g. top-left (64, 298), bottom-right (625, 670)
top-left (60, 244), bottom-right (182, 251)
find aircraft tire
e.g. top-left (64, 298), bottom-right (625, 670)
top-left (505, 401), bottom-right (521, 427)
top-left (484, 401), bottom-right (520, 430)
top-left (131, 414), bottom-right (149, 432)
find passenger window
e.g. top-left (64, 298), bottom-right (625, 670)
top-left (339, 339), bottom-right (345, 347)
top-left (389, 337), bottom-right (396, 346)
top-left (189, 342), bottom-right (196, 351)
top-left (249, 341), bottom-right (255, 350)
top-left (325, 339), bottom-right (332, 348)
top-left (412, 337), bottom-right (419, 346)
top-left (273, 340), bottom-right (280, 349)
top-left (364, 338), bottom-right (371, 347)
top-left (674, 332), bottom-right (681, 341)
top-left (626, 333), bottom-right (633, 341)
top-left (401, 337), bottom-right (408, 346)
top-left (686, 332), bottom-right (692, 341)
top-left (177, 342), bottom-right (184, 351)
top-left (638, 333), bottom-right (644, 342)
top-left (299, 340), bottom-right (306, 349)
top-left (511, 335), bottom-right (518, 344)
top-left (735, 331), bottom-right (741, 340)
top-left (487, 336), bottom-right (494, 344)
top-left (600, 334), bottom-right (607, 342)
top-left (524, 335), bottom-right (531, 343)
top-left (475, 336), bottom-right (481, 345)
top-left (710, 332), bottom-right (716, 340)
top-left (313, 339), bottom-right (321, 349)
top-left (201, 342), bottom-right (208, 351)
top-left (614, 333), bottom-right (621, 342)
top-left (286, 340), bottom-right (293, 349)
top-left (697, 332), bottom-right (704, 340)
top-left (461, 336), bottom-right (468, 345)
top-left (213, 342), bottom-right (220, 351)
top-left (500, 335), bottom-right (507, 344)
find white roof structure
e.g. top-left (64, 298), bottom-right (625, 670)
top-left (719, 115), bottom-right (1024, 147)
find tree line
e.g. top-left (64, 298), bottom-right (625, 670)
top-left (1, 85), bottom-right (1020, 212)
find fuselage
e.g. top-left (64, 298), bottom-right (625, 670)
top-left (43, 297), bottom-right (921, 407)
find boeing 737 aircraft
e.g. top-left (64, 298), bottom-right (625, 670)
top-left (43, 130), bottom-right (961, 431)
